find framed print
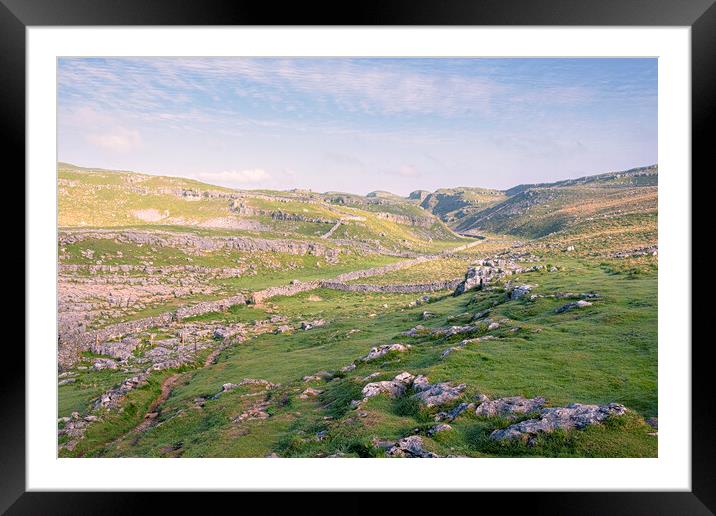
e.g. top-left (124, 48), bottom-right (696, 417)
top-left (6, 0), bottom-right (713, 512)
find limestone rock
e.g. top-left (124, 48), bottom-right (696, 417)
top-left (387, 435), bottom-right (438, 458)
top-left (475, 396), bottom-right (546, 418)
top-left (362, 343), bottom-right (409, 361)
top-left (427, 423), bottom-right (452, 436)
top-left (413, 377), bottom-right (467, 408)
top-left (490, 402), bottom-right (627, 442)
top-left (435, 402), bottom-right (475, 422)
top-left (555, 300), bottom-right (593, 313)
top-left (509, 285), bottom-right (532, 300)
top-left (361, 372), bottom-right (415, 400)
top-left (299, 387), bottom-right (323, 399)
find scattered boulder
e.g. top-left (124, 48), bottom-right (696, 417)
top-left (508, 285), bottom-right (532, 300)
top-left (302, 371), bottom-right (332, 382)
top-left (440, 347), bottom-right (461, 359)
top-left (421, 311), bottom-right (435, 320)
top-left (362, 343), bottom-right (409, 361)
top-left (435, 402), bottom-right (475, 422)
top-left (387, 435), bottom-right (438, 458)
top-left (412, 376), bottom-right (467, 407)
top-left (490, 403), bottom-right (627, 442)
top-left (475, 396), bottom-right (546, 418)
top-left (427, 423), bottom-right (452, 436)
top-left (555, 300), bottom-right (592, 313)
top-left (299, 387), bottom-right (323, 399)
top-left (92, 358), bottom-right (118, 370)
top-left (401, 325), bottom-right (429, 337)
top-left (233, 400), bottom-right (272, 422)
top-left (221, 378), bottom-right (277, 393)
top-left (340, 363), bottom-right (356, 373)
top-left (301, 319), bottom-right (326, 330)
top-left (472, 308), bottom-right (491, 320)
top-left (361, 372), bottom-right (415, 400)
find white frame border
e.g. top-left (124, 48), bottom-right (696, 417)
top-left (27, 26), bottom-right (690, 491)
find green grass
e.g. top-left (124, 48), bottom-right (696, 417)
top-left (67, 254), bottom-right (656, 458)
top-left (57, 163), bottom-right (658, 458)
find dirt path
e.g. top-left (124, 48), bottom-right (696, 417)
top-left (111, 341), bottom-right (231, 449)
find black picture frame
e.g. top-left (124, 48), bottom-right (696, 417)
top-left (5, 0), bottom-right (712, 513)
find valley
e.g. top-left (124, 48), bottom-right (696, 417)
top-left (57, 162), bottom-right (658, 458)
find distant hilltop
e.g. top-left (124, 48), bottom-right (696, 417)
top-left (58, 162), bottom-right (657, 241)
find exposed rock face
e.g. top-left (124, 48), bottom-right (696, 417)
top-left (453, 265), bottom-right (494, 295)
top-left (453, 256), bottom-right (543, 296)
top-left (361, 372), bottom-right (415, 400)
top-left (300, 319), bottom-right (327, 331)
top-left (299, 387), bottom-right (323, 399)
top-left (221, 378), bottom-right (277, 393)
top-left (508, 285), bottom-right (533, 300)
top-left (427, 423), bottom-right (453, 436)
top-left (91, 337), bottom-right (140, 361)
top-left (413, 377), bottom-right (466, 408)
top-left (59, 229), bottom-right (339, 258)
top-left (94, 375), bottom-right (149, 410)
top-left (387, 435), bottom-right (438, 458)
top-left (435, 402), bottom-right (475, 422)
top-left (362, 343), bottom-right (409, 361)
top-left (92, 358), bottom-right (118, 370)
top-left (213, 324), bottom-right (245, 341)
top-left (233, 400), bottom-right (272, 422)
top-left (490, 403), bottom-right (627, 442)
top-left (475, 396), bottom-right (546, 418)
top-left (609, 245), bottom-right (658, 259)
top-left (554, 300), bottom-right (593, 313)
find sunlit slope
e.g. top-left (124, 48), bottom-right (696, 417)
top-left (453, 165), bottom-right (658, 244)
top-left (419, 187), bottom-right (508, 223)
top-left (58, 163), bottom-right (464, 250)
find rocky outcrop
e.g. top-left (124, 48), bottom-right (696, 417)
top-left (362, 343), bottom-right (410, 361)
top-left (554, 300), bottom-right (592, 313)
top-left (59, 229), bottom-right (340, 258)
top-left (435, 402), bottom-right (474, 422)
top-left (508, 285), bottom-right (533, 300)
top-left (490, 403), bottom-right (627, 442)
top-left (453, 257), bottom-right (542, 296)
top-left (361, 372), bottom-right (415, 400)
top-left (474, 396), bottom-right (546, 418)
top-left (387, 435), bottom-right (438, 458)
top-left (94, 374), bottom-right (149, 410)
top-left (412, 376), bottom-right (466, 407)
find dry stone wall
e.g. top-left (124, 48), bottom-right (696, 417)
top-left (250, 281), bottom-right (320, 304)
top-left (319, 279), bottom-right (461, 294)
top-left (59, 230), bottom-right (339, 258)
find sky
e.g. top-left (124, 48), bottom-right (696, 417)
top-left (58, 57), bottom-right (657, 195)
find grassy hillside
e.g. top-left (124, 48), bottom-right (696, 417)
top-left (420, 187), bottom-right (508, 223)
top-left (453, 166), bottom-right (657, 242)
top-left (58, 164), bottom-right (465, 252)
top-left (57, 162), bottom-right (658, 459)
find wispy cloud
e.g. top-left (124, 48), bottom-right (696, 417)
top-left (86, 128), bottom-right (141, 153)
top-left (196, 169), bottom-right (271, 185)
top-left (57, 57), bottom-right (657, 192)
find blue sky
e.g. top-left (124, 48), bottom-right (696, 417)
top-left (58, 57), bottom-right (657, 195)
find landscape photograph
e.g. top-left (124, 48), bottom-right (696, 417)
top-left (56, 57), bottom-right (658, 458)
